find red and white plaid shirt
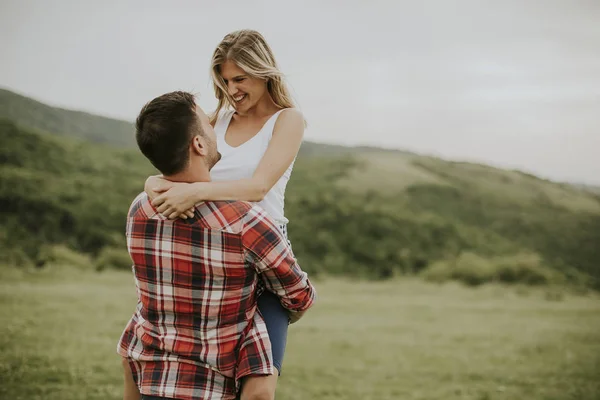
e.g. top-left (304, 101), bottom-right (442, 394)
top-left (117, 193), bottom-right (316, 400)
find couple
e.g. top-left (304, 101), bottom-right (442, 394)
top-left (117, 30), bottom-right (316, 400)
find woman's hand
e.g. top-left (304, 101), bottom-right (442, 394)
top-left (151, 181), bottom-right (204, 220)
top-left (145, 175), bottom-right (172, 201)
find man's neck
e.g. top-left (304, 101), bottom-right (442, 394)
top-left (164, 167), bottom-right (210, 184)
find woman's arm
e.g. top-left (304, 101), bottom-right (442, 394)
top-left (151, 109), bottom-right (305, 219)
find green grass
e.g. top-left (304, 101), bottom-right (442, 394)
top-left (1, 266), bottom-right (599, 400)
top-left (342, 152), bottom-right (600, 214)
top-left (411, 158), bottom-right (600, 214)
top-left (339, 152), bottom-right (448, 192)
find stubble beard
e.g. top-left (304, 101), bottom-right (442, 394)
top-left (208, 151), bottom-right (222, 171)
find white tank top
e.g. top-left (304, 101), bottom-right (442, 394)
top-left (210, 109), bottom-right (295, 225)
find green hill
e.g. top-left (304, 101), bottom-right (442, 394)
top-left (0, 118), bottom-right (150, 261)
top-left (1, 90), bottom-right (599, 289)
top-left (0, 88), bottom-right (135, 147)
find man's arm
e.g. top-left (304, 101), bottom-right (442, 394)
top-left (242, 206), bottom-right (316, 315)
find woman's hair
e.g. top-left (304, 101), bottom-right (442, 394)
top-left (209, 29), bottom-right (296, 125)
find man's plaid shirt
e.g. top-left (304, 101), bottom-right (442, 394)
top-left (117, 193), bottom-right (316, 400)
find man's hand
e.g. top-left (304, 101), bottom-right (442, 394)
top-left (288, 310), bottom-right (306, 324)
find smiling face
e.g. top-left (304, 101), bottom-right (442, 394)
top-left (209, 30), bottom-right (296, 124)
top-left (219, 60), bottom-right (268, 113)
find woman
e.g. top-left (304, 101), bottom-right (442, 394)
top-left (133, 29), bottom-right (305, 400)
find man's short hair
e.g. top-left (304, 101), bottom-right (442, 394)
top-left (135, 91), bottom-right (202, 175)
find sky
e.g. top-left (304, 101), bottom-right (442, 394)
top-left (2, 0), bottom-right (599, 184)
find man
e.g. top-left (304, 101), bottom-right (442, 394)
top-left (117, 91), bottom-right (316, 400)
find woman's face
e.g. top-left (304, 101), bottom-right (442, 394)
top-left (219, 60), bottom-right (267, 113)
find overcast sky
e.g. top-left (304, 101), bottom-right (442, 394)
top-left (2, 0), bottom-right (599, 184)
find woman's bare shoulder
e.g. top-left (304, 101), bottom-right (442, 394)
top-left (276, 108), bottom-right (304, 126)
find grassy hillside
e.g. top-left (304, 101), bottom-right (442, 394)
top-left (0, 118), bottom-right (151, 263)
top-left (0, 88), bottom-right (135, 147)
top-left (1, 90), bottom-right (600, 289)
top-left (287, 154), bottom-right (600, 287)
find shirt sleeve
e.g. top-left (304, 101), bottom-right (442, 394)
top-left (241, 205), bottom-right (316, 312)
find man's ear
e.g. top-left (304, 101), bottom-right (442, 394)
top-left (191, 135), bottom-right (207, 156)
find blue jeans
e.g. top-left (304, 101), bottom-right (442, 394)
top-left (257, 291), bottom-right (289, 374)
top-left (255, 223), bottom-right (292, 374)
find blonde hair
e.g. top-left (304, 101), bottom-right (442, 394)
top-left (209, 30), bottom-right (296, 125)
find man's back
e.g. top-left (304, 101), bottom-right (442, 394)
top-left (118, 193), bottom-right (315, 400)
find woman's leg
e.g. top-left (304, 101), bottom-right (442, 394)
top-left (121, 357), bottom-right (141, 400)
top-left (238, 287), bottom-right (290, 400)
top-left (257, 291), bottom-right (289, 374)
top-left (238, 289), bottom-right (289, 400)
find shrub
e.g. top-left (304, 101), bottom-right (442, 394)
top-left (420, 251), bottom-right (566, 287)
top-left (48, 245), bottom-right (92, 269)
top-left (95, 247), bottom-right (132, 272)
top-left (0, 247), bottom-right (32, 268)
top-left (420, 260), bottom-right (452, 283)
top-left (494, 252), bottom-right (554, 285)
top-left (452, 252), bottom-right (496, 286)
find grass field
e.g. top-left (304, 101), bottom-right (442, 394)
top-left (1, 266), bottom-right (599, 400)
